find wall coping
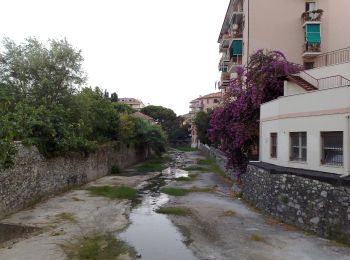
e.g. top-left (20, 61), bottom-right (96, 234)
top-left (249, 162), bottom-right (350, 186)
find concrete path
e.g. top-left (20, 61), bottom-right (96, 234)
top-left (164, 151), bottom-right (350, 260)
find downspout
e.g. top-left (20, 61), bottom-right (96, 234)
top-left (247, 0), bottom-right (250, 65)
top-left (347, 115), bottom-right (350, 175)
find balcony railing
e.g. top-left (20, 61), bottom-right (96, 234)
top-left (301, 9), bottom-right (323, 23)
top-left (314, 47), bottom-right (350, 68)
top-left (298, 71), bottom-right (350, 90)
top-left (304, 42), bottom-right (321, 53)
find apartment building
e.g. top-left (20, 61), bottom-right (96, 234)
top-left (218, 0), bottom-right (350, 91)
top-left (260, 48), bottom-right (350, 175)
top-left (118, 98), bottom-right (145, 111)
top-left (189, 92), bottom-right (222, 147)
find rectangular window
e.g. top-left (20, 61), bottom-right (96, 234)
top-left (306, 24), bottom-right (321, 43)
top-left (270, 133), bottom-right (277, 158)
top-left (306, 2), bottom-right (316, 12)
top-left (321, 132), bottom-right (343, 166)
top-left (290, 132), bottom-right (307, 161)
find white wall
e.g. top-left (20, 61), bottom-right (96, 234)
top-left (260, 86), bottom-right (350, 175)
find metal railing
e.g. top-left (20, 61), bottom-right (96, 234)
top-left (301, 10), bottom-right (323, 23)
top-left (317, 75), bottom-right (350, 90)
top-left (314, 47), bottom-right (350, 68)
top-left (297, 71), bottom-right (350, 90)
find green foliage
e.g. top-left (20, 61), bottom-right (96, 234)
top-left (111, 165), bottom-right (120, 175)
top-left (141, 105), bottom-right (189, 144)
top-left (160, 187), bottom-right (189, 196)
top-left (194, 110), bottom-right (213, 145)
top-left (113, 102), bottom-right (135, 114)
top-left (62, 233), bottom-right (136, 260)
top-left (110, 92), bottom-right (118, 102)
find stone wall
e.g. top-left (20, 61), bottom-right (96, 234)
top-left (0, 143), bottom-right (147, 219)
top-left (198, 144), bottom-right (237, 180)
top-left (242, 163), bottom-right (350, 241)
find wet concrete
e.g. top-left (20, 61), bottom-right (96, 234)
top-left (0, 223), bottom-right (41, 244)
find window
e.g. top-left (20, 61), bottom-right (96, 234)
top-left (214, 99), bottom-right (219, 103)
top-left (290, 132), bottom-right (307, 161)
top-left (305, 2), bottom-right (316, 12)
top-left (321, 132), bottom-right (343, 166)
top-left (270, 133), bottom-right (277, 158)
top-left (306, 24), bottom-right (321, 44)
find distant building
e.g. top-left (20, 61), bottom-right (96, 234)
top-left (218, 0), bottom-right (350, 92)
top-left (189, 92), bottom-right (223, 148)
top-left (119, 98), bottom-right (145, 111)
top-left (260, 47), bottom-right (350, 176)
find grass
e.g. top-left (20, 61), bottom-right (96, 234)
top-left (199, 157), bottom-right (234, 184)
top-left (133, 155), bottom-right (170, 173)
top-left (61, 233), bottom-right (136, 260)
top-left (175, 174), bottom-right (198, 181)
top-left (250, 234), bottom-right (267, 243)
top-left (156, 207), bottom-right (191, 216)
top-left (87, 186), bottom-right (137, 200)
top-left (160, 186), bottom-right (214, 196)
top-left (55, 212), bottom-right (77, 223)
top-left (221, 210), bottom-right (236, 217)
top-left (182, 165), bottom-right (208, 172)
top-left (174, 146), bottom-right (198, 152)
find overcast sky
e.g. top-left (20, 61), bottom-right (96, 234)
top-left (0, 0), bottom-right (229, 115)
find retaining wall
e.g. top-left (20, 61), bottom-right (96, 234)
top-left (0, 143), bottom-right (147, 219)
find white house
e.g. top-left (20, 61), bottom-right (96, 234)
top-left (260, 47), bottom-right (350, 176)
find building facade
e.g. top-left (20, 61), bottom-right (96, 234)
top-left (218, 0), bottom-right (350, 91)
top-left (260, 48), bottom-right (350, 175)
top-left (189, 92), bottom-right (222, 147)
top-left (118, 98), bottom-right (145, 111)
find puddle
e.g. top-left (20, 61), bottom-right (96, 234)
top-left (0, 223), bottom-right (41, 244)
top-left (117, 166), bottom-right (197, 260)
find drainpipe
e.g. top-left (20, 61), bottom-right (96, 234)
top-left (347, 115), bottom-right (350, 175)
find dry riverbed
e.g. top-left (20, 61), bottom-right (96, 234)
top-left (1, 150), bottom-right (350, 260)
top-left (0, 170), bottom-right (160, 260)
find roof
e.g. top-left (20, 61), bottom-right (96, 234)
top-left (131, 112), bottom-right (156, 123)
top-left (197, 92), bottom-right (222, 100)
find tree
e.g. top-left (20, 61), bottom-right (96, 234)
top-left (194, 110), bottom-right (213, 145)
top-left (209, 50), bottom-right (302, 176)
top-left (111, 92), bottom-right (118, 102)
top-left (140, 105), bottom-right (178, 142)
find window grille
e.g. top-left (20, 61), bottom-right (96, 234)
top-left (321, 132), bottom-right (343, 166)
top-left (270, 133), bottom-right (277, 158)
top-left (290, 132), bottom-right (307, 161)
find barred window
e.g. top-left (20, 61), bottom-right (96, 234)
top-left (290, 132), bottom-right (307, 161)
top-left (321, 132), bottom-right (343, 166)
top-left (270, 133), bottom-right (277, 158)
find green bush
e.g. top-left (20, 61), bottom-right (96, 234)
top-left (111, 165), bottom-right (120, 175)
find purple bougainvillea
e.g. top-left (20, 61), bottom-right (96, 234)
top-left (209, 50), bottom-right (302, 176)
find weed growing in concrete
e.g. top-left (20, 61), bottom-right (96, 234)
top-left (134, 155), bottom-right (170, 173)
top-left (182, 166), bottom-right (208, 172)
top-left (156, 207), bottom-right (191, 216)
top-left (55, 212), bottom-right (77, 223)
top-left (87, 186), bottom-right (137, 200)
top-left (175, 146), bottom-right (197, 152)
top-left (221, 210), bottom-right (236, 217)
top-left (61, 233), bottom-right (136, 260)
top-left (250, 233), bottom-right (267, 243)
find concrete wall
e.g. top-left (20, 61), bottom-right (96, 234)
top-left (260, 85), bottom-right (350, 175)
top-left (0, 143), bottom-right (148, 219)
top-left (242, 163), bottom-right (350, 241)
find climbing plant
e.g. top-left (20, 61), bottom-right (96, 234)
top-left (208, 50), bottom-right (302, 176)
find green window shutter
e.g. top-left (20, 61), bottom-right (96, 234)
top-left (306, 24), bottom-right (321, 43)
top-left (231, 40), bottom-right (243, 56)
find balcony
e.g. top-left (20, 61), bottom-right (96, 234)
top-left (302, 42), bottom-right (321, 57)
top-left (220, 72), bottom-right (231, 89)
top-left (301, 9), bottom-right (323, 25)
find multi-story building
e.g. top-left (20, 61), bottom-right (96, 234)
top-left (218, 0), bottom-right (350, 91)
top-left (260, 47), bottom-right (350, 175)
top-left (189, 92), bottom-right (222, 147)
top-left (118, 98), bottom-right (145, 111)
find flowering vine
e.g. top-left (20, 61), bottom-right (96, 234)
top-left (209, 50), bottom-right (302, 176)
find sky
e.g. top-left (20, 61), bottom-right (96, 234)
top-left (0, 0), bottom-right (229, 115)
